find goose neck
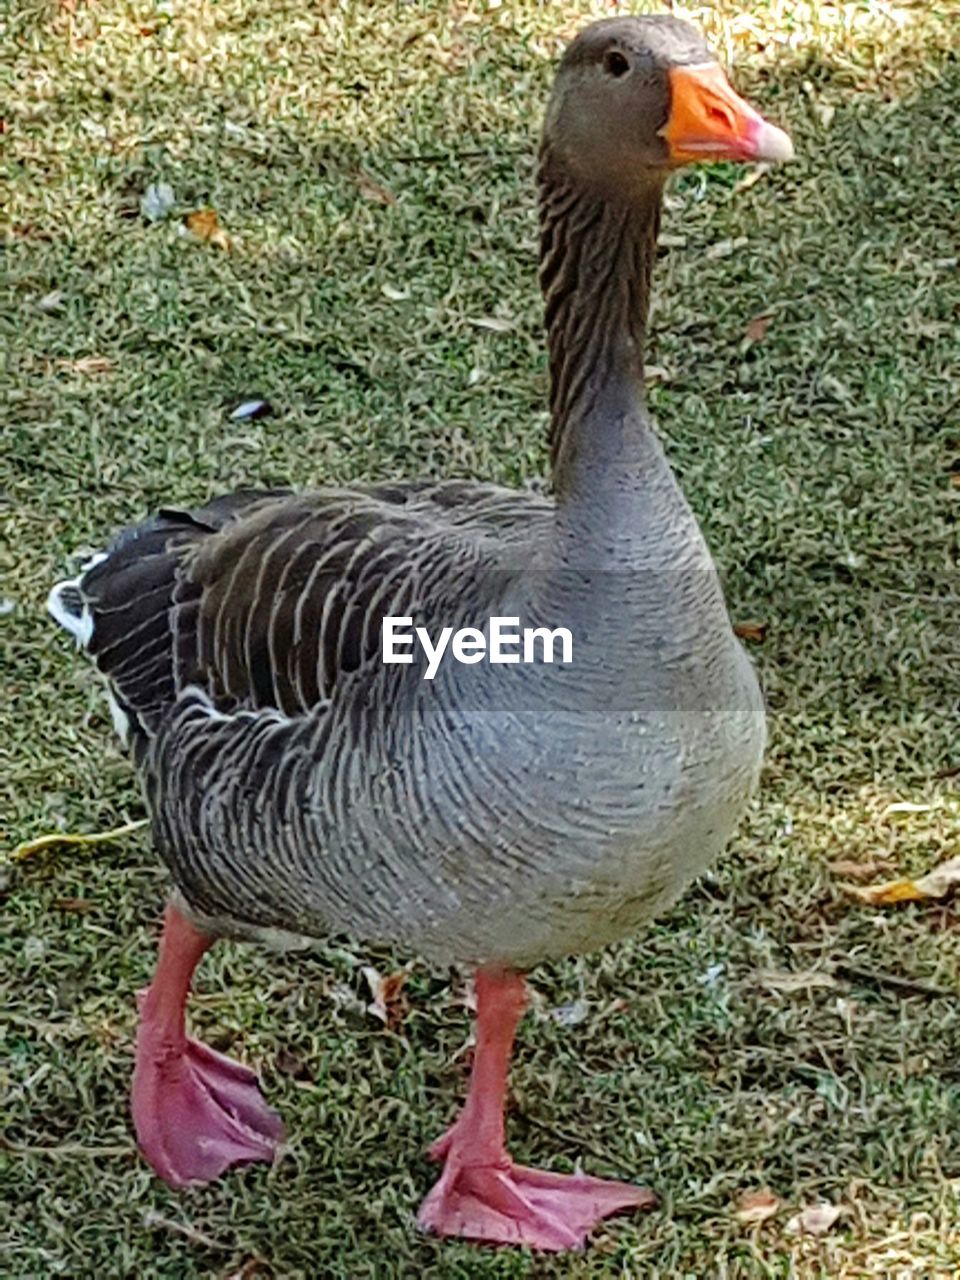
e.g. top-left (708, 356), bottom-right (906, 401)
top-left (539, 155), bottom-right (664, 501)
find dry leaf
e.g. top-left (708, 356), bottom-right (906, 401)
top-left (951, 473), bottom-right (960, 489)
top-left (828, 858), bottom-right (891, 880)
top-left (55, 356), bottom-right (112, 375)
top-left (52, 897), bottom-right (94, 914)
top-left (706, 236), bottom-right (748, 260)
top-left (756, 969), bottom-right (837, 994)
top-left (9, 818), bottom-right (148, 863)
top-left (275, 1048), bottom-right (311, 1080)
top-left (380, 283), bottom-right (410, 301)
top-left (735, 1187), bottom-right (780, 1226)
top-left (184, 208), bottom-right (232, 251)
top-left (745, 313), bottom-right (773, 343)
top-left (222, 1261), bottom-right (270, 1280)
top-left (814, 102), bottom-right (836, 128)
top-left (848, 856), bottom-right (960, 906)
top-left (354, 170), bottom-right (396, 205)
top-left (882, 801), bottom-right (932, 817)
top-left (732, 165), bottom-right (770, 195)
top-left (361, 965), bottom-right (410, 1030)
top-left (734, 620), bottom-right (767, 643)
top-left (467, 315), bottom-right (513, 333)
top-left (786, 1202), bottom-right (842, 1235)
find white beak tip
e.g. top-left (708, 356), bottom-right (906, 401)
top-left (754, 120), bottom-right (795, 164)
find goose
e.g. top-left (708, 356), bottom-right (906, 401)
top-left (48, 15), bottom-right (791, 1253)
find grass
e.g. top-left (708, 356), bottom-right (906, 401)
top-left (2, 0), bottom-right (959, 1274)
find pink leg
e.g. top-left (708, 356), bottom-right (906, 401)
top-left (131, 902), bottom-right (284, 1189)
top-left (417, 970), bottom-right (654, 1251)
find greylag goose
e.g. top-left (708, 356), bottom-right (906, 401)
top-left (48, 15), bottom-right (791, 1252)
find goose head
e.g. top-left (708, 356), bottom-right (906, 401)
top-left (542, 15), bottom-right (793, 198)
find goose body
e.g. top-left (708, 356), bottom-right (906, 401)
top-left (49, 15), bottom-right (788, 1252)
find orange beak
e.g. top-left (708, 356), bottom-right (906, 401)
top-left (662, 63), bottom-right (793, 166)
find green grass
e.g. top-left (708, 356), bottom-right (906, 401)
top-left (3, 0), bottom-right (959, 1274)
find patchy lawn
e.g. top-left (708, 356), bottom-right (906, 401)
top-left (2, 1), bottom-right (959, 1275)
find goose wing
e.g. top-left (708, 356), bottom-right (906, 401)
top-left (50, 482), bottom-right (552, 740)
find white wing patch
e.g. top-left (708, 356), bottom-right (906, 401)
top-left (47, 579), bottom-right (94, 649)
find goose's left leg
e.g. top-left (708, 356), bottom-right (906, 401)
top-left (131, 901), bottom-right (284, 1188)
top-left (418, 969), bottom-right (654, 1251)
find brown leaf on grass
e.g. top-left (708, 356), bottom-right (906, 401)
top-left (952, 473), bottom-right (960, 489)
top-left (745, 313), bottom-right (773, 343)
top-left (735, 1187), bottom-right (780, 1226)
top-left (354, 170), bottom-right (396, 205)
top-left (275, 1048), bottom-right (312, 1080)
top-left (734, 620), bottom-right (767, 643)
top-left (828, 858), bottom-right (891, 880)
top-left (52, 897), bottom-right (94, 914)
top-left (361, 965), bottom-right (410, 1030)
top-left (222, 1260), bottom-right (271, 1280)
top-left (847, 856), bottom-right (960, 906)
top-left (786, 1202), bottom-right (843, 1235)
top-left (54, 356), bottom-right (112, 375)
top-left (467, 315), bottom-right (513, 333)
top-left (756, 969), bottom-right (837, 994)
top-left (184, 208), bottom-right (232, 251)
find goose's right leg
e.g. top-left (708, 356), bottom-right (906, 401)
top-left (131, 901), bottom-right (284, 1188)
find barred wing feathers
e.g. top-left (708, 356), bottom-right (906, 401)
top-left (49, 482), bottom-right (552, 743)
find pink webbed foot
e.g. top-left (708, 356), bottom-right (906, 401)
top-left (418, 968), bottom-right (653, 1250)
top-left (418, 1148), bottom-right (654, 1251)
top-left (132, 1007), bottom-right (285, 1188)
top-left (130, 905), bottom-right (283, 1189)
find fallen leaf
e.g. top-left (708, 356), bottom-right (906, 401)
top-left (354, 170), bottom-right (396, 205)
top-left (814, 102), bottom-right (836, 128)
top-left (745, 313), bottom-right (773, 343)
top-left (37, 289), bottom-right (64, 312)
top-left (848, 857), bottom-right (960, 906)
top-left (756, 969), bottom-right (837, 994)
top-left (54, 356), bottom-right (112, 375)
top-left (735, 1187), bottom-right (780, 1226)
top-left (828, 858), bottom-right (891, 880)
top-left (52, 897), bottom-right (94, 914)
top-left (732, 165), bottom-right (771, 195)
top-left (644, 364), bottom-right (671, 384)
top-left (734, 620), bottom-right (767, 643)
top-left (467, 315), bottom-right (513, 333)
top-left (361, 965), bottom-right (410, 1030)
top-left (380, 283), bottom-right (410, 301)
top-left (786, 1202), bottom-right (843, 1235)
top-left (706, 236), bottom-right (748, 260)
top-left (882, 801), bottom-right (932, 817)
top-left (8, 818), bottom-right (148, 864)
top-left (951, 474), bottom-right (960, 489)
top-left (222, 1260), bottom-right (271, 1280)
top-left (184, 208), bottom-right (232, 251)
top-left (275, 1048), bottom-right (311, 1080)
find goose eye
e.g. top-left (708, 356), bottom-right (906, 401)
top-left (603, 50), bottom-right (630, 79)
